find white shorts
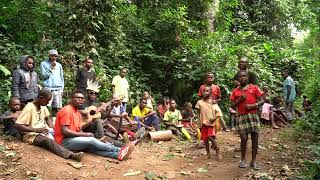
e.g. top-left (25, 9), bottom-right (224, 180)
top-left (48, 89), bottom-right (63, 108)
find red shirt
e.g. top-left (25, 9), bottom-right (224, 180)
top-left (198, 84), bottom-right (221, 100)
top-left (230, 84), bottom-right (263, 114)
top-left (54, 105), bottom-right (82, 144)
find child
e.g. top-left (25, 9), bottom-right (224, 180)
top-left (157, 96), bottom-right (169, 121)
top-left (163, 99), bottom-right (183, 136)
top-left (196, 86), bottom-right (222, 160)
top-left (181, 102), bottom-right (196, 127)
top-left (230, 70), bottom-right (264, 170)
top-left (198, 72), bottom-right (229, 132)
top-left (261, 97), bottom-right (279, 129)
top-left (143, 91), bottom-right (154, 111)
top-left (0, 97), bottom-right (22, 139)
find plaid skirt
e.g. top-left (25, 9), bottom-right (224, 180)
top-left (235, 113), bottom-right (260, 134)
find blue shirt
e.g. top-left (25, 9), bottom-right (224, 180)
top-left (40, 60), bottom-right (64, 90)
top-left (283, 76), bottom-right (296, 102)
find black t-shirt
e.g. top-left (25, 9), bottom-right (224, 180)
top-left (76, 68), bottom-right (96, 91)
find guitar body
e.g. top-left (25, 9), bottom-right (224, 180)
top-left (81, 106), bottom-right (102, 126)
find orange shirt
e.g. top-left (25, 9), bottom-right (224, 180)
top-left (54, 105), bottom-right (82, 144)
top-left (198, 84), bottom-right (221, 100)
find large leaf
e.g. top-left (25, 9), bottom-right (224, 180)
top-left (0, 64), bottom-right (11, 76)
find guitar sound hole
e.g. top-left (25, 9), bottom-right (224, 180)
top-left (89, 110), bottom-right (96, 115)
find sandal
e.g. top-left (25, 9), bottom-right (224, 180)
top-left (239, 161), bottom-right (248, 168)
top-left (250, 162), bottom-right (261, 170)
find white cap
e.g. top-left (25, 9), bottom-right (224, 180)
top-left (49, 49), bottom-right (58, 56)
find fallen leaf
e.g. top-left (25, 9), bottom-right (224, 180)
top-left (265, 161), bottom-right (272, 164)
top-left (67, 161), bottom-right (85, 169)
top-left (104, 161), bottom-right (110, 171)
top-left (233, 155), bottom-right (240, 158)
top-left (123, 170), bottom-right (141, 176)
top-left (197, 166), bottom-right (208, 173)
top-left (4, 151), bottom-right (16, 157)
top-left (178, 171), bottom-right (191, 175)
top-left (145, 172), bottom-right (157, 180)
top-left (26, 171), bottom-right (37, 176)
top-left (165, 171), bottom-right (176, 179)
top-left (3, 168), bottom-right (16, 175)
top-left (162, 154), bottom-right (175, 161)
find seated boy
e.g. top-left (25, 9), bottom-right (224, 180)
top-left (0, 97), bottom-right (22, 139)
top-left (163, 99), bottom-right (183, 136)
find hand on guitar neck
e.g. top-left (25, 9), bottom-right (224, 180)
top-left (81, 94), bottom-right (125, 128)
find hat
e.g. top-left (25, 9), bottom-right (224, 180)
top-left (49, 49), bottom-right (58, 56)
top-left (86, 80), bottom-right (100, 93)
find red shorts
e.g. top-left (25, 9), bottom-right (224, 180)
top-left (201, 125), bottom-right (215, 141)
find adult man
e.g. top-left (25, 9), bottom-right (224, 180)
top-left (112, 68), bottom-right (129, 112)
top-left (282, 69), bottom-right (296, 121)
top-left (12, 55), bottom-right (39, 105)
top-left (76, 58), bottom-right (96, 92)
top-left (234, 57), bottom-right (258, 85)
top-left (54, 90), bottom-right (134, 160)
top-left (79, 80), bottom-right (105, 139)
top-left (15, 88), bottom-right (83, 161)
top-left (40, 49), bottom-right (64, 116)
top-left (132, 98), bottom-right (160, 131)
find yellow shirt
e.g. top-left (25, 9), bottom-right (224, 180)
top-left (112, 75), bottom-right (129, 102)
top-left (132, 105), bottom-right (150, 122)
top-left (15, 102), bottom-right (50, 144)
top-left (163, 109), bottom-right (182, 124)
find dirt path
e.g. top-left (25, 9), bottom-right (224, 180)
top-left (0, 128), bottom-right (303, 180)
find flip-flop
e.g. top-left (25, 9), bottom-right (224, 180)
top-left (250, 162), bottom-right (261, 170)
top-left (239, 161), bottom-right (248, 168)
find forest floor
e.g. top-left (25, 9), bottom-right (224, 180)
top-left (0, 127), bottom-right (309, 180)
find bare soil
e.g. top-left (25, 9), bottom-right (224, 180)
top-left (0, 128), bottom-right (305, 180)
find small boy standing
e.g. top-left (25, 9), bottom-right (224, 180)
top-left (163, 99), bottom-right (183, 136)
top-left (198, 72), bottom-right (229, 131)
top-left (230, 70), bottom-right (264, 170)
top-left (0, 97), bottom-right (22, 139)
top-left (196, 86), bottom-right (222, 160)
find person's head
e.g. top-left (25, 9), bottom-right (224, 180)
top-left (204, 72), bottom-right (214, 85)
top-left (114, 99), bottom-right (122, 106)
top-left (86, 89), bottom-right (98, 102)
top-left (238, 57), bottom-right (248, 70)
top-left (48, 49), bottom-right (58, 62)
top-left (303, 95), bottom-right (307, 100)
top-left (36, 88), bottom-right (52, 106)
top-left (164, 96), bottom-right (170, 105)
top-left (69, 90), bottom-right (85, 108)
top-left (265, 96), bottom-right (271, 103)
top-left (119, 68), bottom-right (127, 78)
top-left (20, 55), bottom-right (35, 71)
top-left (236, 70), bottom-right (248, 86)
top-left (202, 86), bottom-right (211, 99)
top-left (262, 85), bottom-right (269, 93)
top-left (169, 99), bottom-right (177, 111)
top-left (143, 91), bottom-right (150, 100)
top-left (184, 102), bottom-right (192, 111)
top-left (84, 57), bottom-right (93, 69)
top-left (282, 69), bottom-right (289, 79)
top-left (9, 97), bottom-right (21, 112)
top-left (139, 98), bottom-right (147, 109)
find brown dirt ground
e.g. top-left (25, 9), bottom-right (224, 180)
top-left (0, 127), bottom-right (306, 180)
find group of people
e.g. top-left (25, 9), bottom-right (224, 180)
top-left (0, 50), bottom-right (302, 171)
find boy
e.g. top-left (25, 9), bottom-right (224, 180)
top-left (163, 99), bottom-right (183, 136)
top-left (196, 86), bottom-right (222, 160)
top-left (143, 91), bottom-right (154, 111)
top-left (112, 68), bottom-right (129, 112)
top-left (0, 97), bottom-right (22, 139)
top-left (230, 70), bottom-right (264, 170)
top-left (198, 72), bottom-right (229, 132)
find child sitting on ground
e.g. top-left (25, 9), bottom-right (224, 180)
top-left (143, 90), bottom-right (154, 111)
top-left (163, 99), bottom-right (183, 137)
top-left (0, 97), bottom-right (22, 139)
top-left (196, 86), bottom-right (222, 160)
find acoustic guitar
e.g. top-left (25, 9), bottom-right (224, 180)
top-left (81, 95), bottom-right (125, 128)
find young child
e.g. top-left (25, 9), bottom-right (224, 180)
top-left (181, 102), bottom-right (196, 127)
top-left (0, 97), bottom-right (22, 139)
top-left (163, 99), bottom-right (183, 136)
top-left (230, 70), bottom-right (264, 170)
top-left (196, 86), bottom-right (222, 160)
top-left (261, 97), bottom-right (279, 129)
top-left (143, 91), bottom-right (154, 111)
top-left (198, 72), bottom-right (229, 132)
